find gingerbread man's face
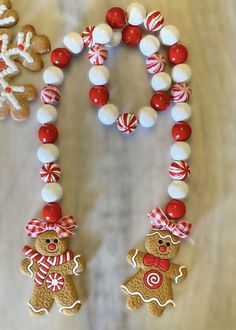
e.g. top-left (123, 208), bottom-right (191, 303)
top-left (145, 230), bottom-right (180, 259)
top-left (35, 231), bottom-right (68, 256)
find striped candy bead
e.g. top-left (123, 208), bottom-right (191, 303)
top-left (146, 52), bottom-right (167, 74)
top-left (45, 273), bottom-right (64, 292)
top-left (40, 163), bottom-right (61, 183)
top-left (144, 10), bottom-right (164, 32)
top-left (82, 26), bottom-right (95, 47)
top-left (169, 161), bottom-right (190, 180)
top-left (88, 44), bottom-right (108, 65)
top-left (41, 85), bottom-right (61, 105)
top-left (171, 82), bottom-right (192, 103)
top-left (117, 113), bottom-right (138, 134)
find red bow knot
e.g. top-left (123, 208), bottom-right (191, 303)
top-left (147, 207), bottom-right (192, 240)
top-left (25, 216), bottom-right (77, 238)
top-left (143, 253), bottom-right (170, 272)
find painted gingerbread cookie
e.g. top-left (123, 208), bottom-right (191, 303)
top-left (0, 0), bottom-right (18, 28)
top-left (20, 214), bottom-right (85, 316)
top-left (121, 207), bottom-right (191, 317)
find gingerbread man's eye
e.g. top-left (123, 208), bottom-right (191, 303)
top-left (54, 239), bottom-right (58, 243)
top-left (45, 239), bottom-right (50, 243)
top-left (158, 240), bottom-right (163, 244)
top-left (166, 242), bottom-right (171, 247)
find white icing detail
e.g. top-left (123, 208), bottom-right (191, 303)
top-left (131, 249), bottom-right (139, 268)
top-left (121, 285), bottom-right (176, 307)
top-left (27, 258), bottom-right (34, 278)
top-left (147, 231), bottom-right (180, 245)
top-left (0, 5), bottom-right (16, 26)
top-left (175, 266), bottom-right (186, 284)
top-left (73, 255), bottom-right (81, 275)
top-left (0, 78), bottom-right (25, 109)
top-left (59, 299), bottom-right (81, 313)
top-left (27, 302), bottom-right (48, 315)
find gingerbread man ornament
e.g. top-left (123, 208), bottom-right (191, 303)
top-left (121, 207), bottom-right (191, 317)
top-left (20, 215), bottom-right (85, 316)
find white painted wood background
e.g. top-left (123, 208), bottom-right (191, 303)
top-left (0, 0), bottom-right (235, 329)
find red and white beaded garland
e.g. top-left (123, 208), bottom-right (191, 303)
top-left (37, 2), bottom-right (192, 240)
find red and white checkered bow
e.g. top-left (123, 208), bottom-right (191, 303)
top-left (25, 216), bottom-right (77, 238)
top-left (147, 207), bottom-right (192, 240)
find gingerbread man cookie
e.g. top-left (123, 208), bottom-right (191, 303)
top-left (0, 25), bottom-right (50, 120)
top-left (20, 216), bottom-right (85, 316)
top-left (0, 0), bottom-right (18, 28)
top-left (121, 207), bottom-right (191, 317)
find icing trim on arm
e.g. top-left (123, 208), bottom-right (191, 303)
top-left (131, 249), bottom-right (139, 268)
top-left (26, 257), bottom-right (34, 278)
top-left (72, 255), bottom-right (81, 275)
top-left (175, 266), bottom-right (186, 284)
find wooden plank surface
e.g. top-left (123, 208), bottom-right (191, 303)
top-left (0, 0), bottom-right (235, 329)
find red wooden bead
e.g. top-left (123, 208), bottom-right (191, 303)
top-left (38, 124), bottom-right (58, 143)
top-left (51, 48), bottom-right (72, 68)
top-left (172, 121), bottom-right (192, 141)
top-left (89, 86), bottom-right (110, 107)
top-left (151, 92), bottom-right (171, 111)
top-left (165, 199), bottom-right (186, 220)
top-left (122, 25), bottom-right (142, 46)
top-left (168, 44), bottom-right (188, 65)
top-left (43, 203), bottom-right (62, 223)
top-left (106, 7), bottom-right (127, 29)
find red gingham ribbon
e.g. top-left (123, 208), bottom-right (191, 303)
top-left (147, 207), bottom-right (192, 240)
top-left (25, 216), bottom-right (77, 238)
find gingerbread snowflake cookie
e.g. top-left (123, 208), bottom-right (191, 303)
top-left (121, 207), bottom-right (191, 317)
top-left (0, 0), bottom-right (18, 28)
top-left (0, 24), bottom-right (50, 120)
top-left (20, 215), bottom-right (85, 316)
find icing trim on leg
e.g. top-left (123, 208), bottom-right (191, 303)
top-left (59, 299), bottom-right (81, 313)
top-left (121, 285), bottom-right (176, 307)
top-left (72, 255), bottom-right (81, 275)
top-left (27, 302), bottom-right (48, 315)
top-left (26, 258), bottom-right (34, 278)
top-left (175, 266), bottom-right (186, 284)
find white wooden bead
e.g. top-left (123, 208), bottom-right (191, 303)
top-left (171, 103), bottom-right (192, 122)
top-left (107, 31), bottom-right (122, 48)
top-left (63, 32), bottom-right (84, 54)
top-left (93, 24), bottom-right (113, 45)
top-left (172, 64), bottom-right (192, 83)
top-left (37, 105), bottom-right (58, 124)
top-left (151, 72), bottom-right (172, 91)
top-left (168, 181), bottom-right (189, 199)
top-left (139, 35), bottom-right (160, 57)
top-left (42, 183), bottom-right (63, 203)
top-left (171, 142), bottom-right (191, 161)
top-left (89, 65), bottom-right (110, 85)
top-left (43, 66), bottom-right (64, 86)
top-left (127, 2), bottom-right (146, 26)
top-left (37, 144), bottom-right (59, 163)
top-left (98, 104), bottom-right (119, 125)
top-left (138, 106), bottom-right (158, 128)
top-left (160, 25), bottom-right (180, 46)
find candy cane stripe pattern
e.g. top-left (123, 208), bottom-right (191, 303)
top-left (88, 44), bottom-right (108, 65)
top-left (82, 26), bottom-right (95, 47)
top-left (41, 85), bottom-right (61, 105)
top-left (117, 113), bottom-right (138, 134)
top-left (171, 82), bottom-right (192, 103)
top-left (45, 273), bottom-right (64, 292)
top-left (169, 161), bottom-right (190, 180)
top-left (144, 11), bottom-right (164, 32)
top-left (40, 162), bottom-right (61, 183)
top-left (146, 52), bottom-right (167, 74)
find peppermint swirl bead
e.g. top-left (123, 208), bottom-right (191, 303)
top-left (40, 162), bottom-right (61, 183)
top-left (41, 85), bottom-right (61, 105)
top-left (144, 10), bottom-right (164, 32)
top-left (82, 26), bottom-right (95, 47)
top-left (171, 82), bottom-right (192, 103)
top-left (169, 161), bottom-right (190, 180)
top-left (117, 113), bottom-right (138, 134)
top-left (88, 44), bottom-right (108, 65)
top-left (146, 52), bottom-right (167, 74)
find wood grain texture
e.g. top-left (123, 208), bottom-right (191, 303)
top-left (0, 0), bottom-right (235, 329)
